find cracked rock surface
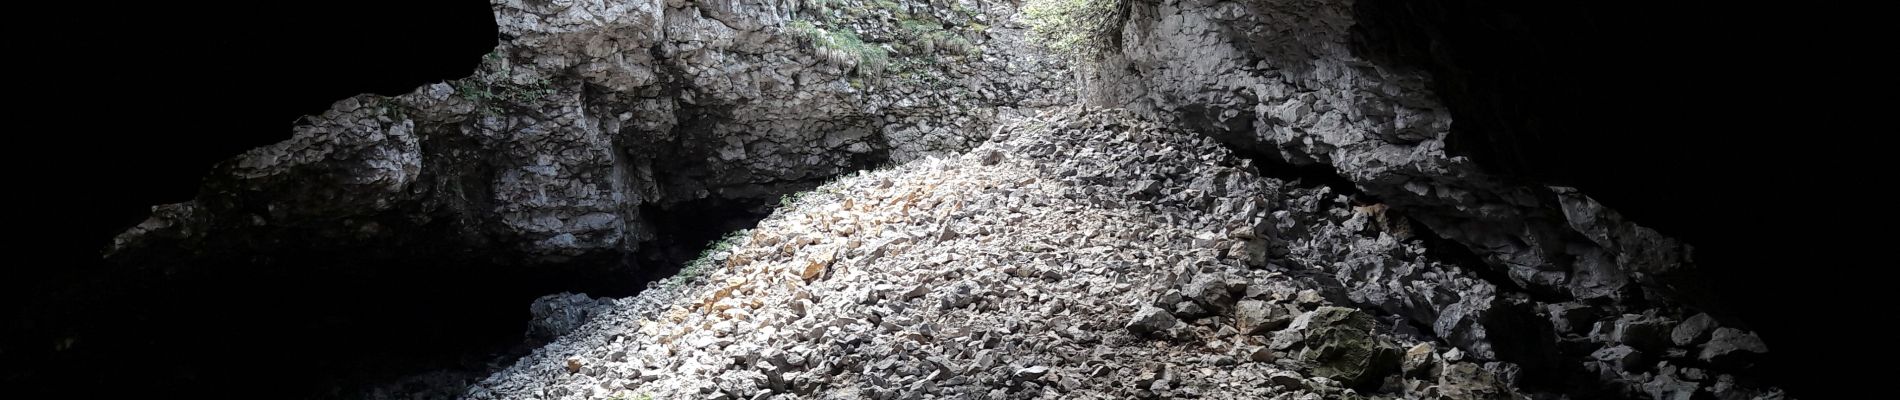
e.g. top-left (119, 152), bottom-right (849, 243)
top-left (107, 0), bottom-right (1071, 270)
top-left (1090, 0), bottom-right (1785, 397)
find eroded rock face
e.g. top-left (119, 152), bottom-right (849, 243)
top-left (106, 0), bottom-right (1072, 270)
top-left (1091, 0), bottom-right (1782, 396)
top-left (1097, 0), bottom-right (1686, 311)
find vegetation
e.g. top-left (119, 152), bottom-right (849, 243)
top-left (1022, 0), bottom-right (1124, 61)
top-left (781, 190), bottom-right (809, 208)
top-left (454, 78), bottom-right (554, 105)
top-left (790, 20), bottom-right (892, 76)
top-left (372, 96), bottom-right (412, 121)
top-left (453, 51), bottom-right (558, 115)
top-left (668, 228), bottom-right (752, 287)
top-left (786, 0), bottom-right (991, 78)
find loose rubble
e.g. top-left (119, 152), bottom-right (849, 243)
top-left (468, 109), bottom-right (1556, 399)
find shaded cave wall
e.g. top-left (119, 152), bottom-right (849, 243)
top-left (1089, 0), bottom-right (1867, 396)
top-left (10, 0), bottom-right (1068, 396)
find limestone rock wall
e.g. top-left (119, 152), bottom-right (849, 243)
top-left (1091, 0), bottom-right (1777, 396)
top-left (107, 0), bottom-right (1072, 268)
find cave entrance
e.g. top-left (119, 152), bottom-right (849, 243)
top-left (633, 196), bottom-right (783, 286)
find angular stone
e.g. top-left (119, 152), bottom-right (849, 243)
top-left (1268, 371), bottom-right (1308, 390)
top-left (1174, 301), bottom-right (1210, 319)
top-left (1294, 289), bottom-right (1323, 307)
top-left (1611, 314), bottom-right (1671, 351)
top-left (528, 292), bottom-right (607, 341)
top-left (1544, 302), bottom-right (1599, 335)
top-left (1235, 300), bottom-right (1291, 335)
top-left (1590, 345), bottom-right (1646, 373)
top-left (1401, 343), bottom-right (1438, 377)
top-left (1437, 363), bottom-right (1513, 400)
top-left (1698, 328), bottom-right (1767, 365)
top-left (1288, 307), bottom-right (1401, 388)
top-left (1249, 347), bottom-right (1277, 363)
top-left (1181, 273), bottom-right (1237, 312)
top-left (1671, 313), bottom-right (1715, 347)
top-left (1013, 366), bottom-right (1050, 381)
top-left (1127, 306), bottom-right (1180, 337)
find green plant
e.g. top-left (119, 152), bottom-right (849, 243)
top-left (872, 0), bottom-right (903, 14)
top-left (791, 0), bottom-right (998, 76)
top-left (372, 97), bottom-right (412, 121)
top-left (669, 229), bottom-right (751, 286)
top-left (452, 76), bottom-right (556, 116)
top-left (780, 190), bottom-right (809, 207)
top-left (790, 20), bottom-right (891, 76)
top-left (1022, 0), bottom-right (1124, 61)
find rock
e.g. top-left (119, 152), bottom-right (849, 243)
top-left (901, 285), bottom-right (930, 300)
top-left (1437, 363), bottom-right (1514, 400)
top-left (62, 0), bottom-right (1798, 397)
top-left (1174, 301), bottom-right (1210, 319)
top-left (451, 97), bottom-right (1788, 399)
top-left (1060, 376), bottom-right (1082, 391)
top-left (1671, 313), bottom-right (1716, 346)
top-left (1181, 273), bottom-right (1237, 312)
top-left (1698, 328), bottom-right (1768, 365)
top-left (1288, 307), bottom-right (1401, 388)
top-left (1127, 306), bottom-right (1180, 337)
top-left (1401, 343), bottom-right (1437, 377)
top-left (1077, 0), bottom-right (1788, 395)
top-left (1294, 289), bottom-right (1324, 307)
top-left (1235, 300), bottom-right (1292, 335)
top-left (106, 0), bottom-right (1077, 304)
top-left (565, 357), bottom-right (583, 374)
top-left (1590, 345), bottom-right (1646, 373)
top-left (1249, 347), bottom-right (1277, 363)
top-left (1611, 314), bottom-right (1671, 351)
top-left (1710, 373), bottom-right (1784, 400)
top-left (1643, 372), bottom-right (1702, 400)
top-left (1013, 366), bottom-right (1050, 381)
top-left (979, 149), bottom-right (1005, 166)
top-left (1545, 302), bottom-right (1599, 335)
top-left (527, 292), bottom-right (607, 342)
top-left (1129, 180), bottom-right (1162, 199)
top-left (1268, 371), bottom-right (1309, 390)
top-left (1154, 290), bottom-right (1186, 308)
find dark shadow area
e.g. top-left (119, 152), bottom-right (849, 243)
top-left (8, 0), bottom-right (511, 397)
top-left (1348, 0), bottom-right (1887, 396)
top-left (8, 2), bottom-right (888, 396)
top-left (1224, 142), bottom-right (1610, 397)
top-left (635, 197), bottom-right (783, 284)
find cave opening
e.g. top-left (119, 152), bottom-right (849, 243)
top-left (8, 0), bottom-right (525, 397)
top-left (634, 196), bottom-right (782, 286)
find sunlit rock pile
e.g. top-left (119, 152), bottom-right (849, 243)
top-left (467, 108), bottom-right (1565, 399)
